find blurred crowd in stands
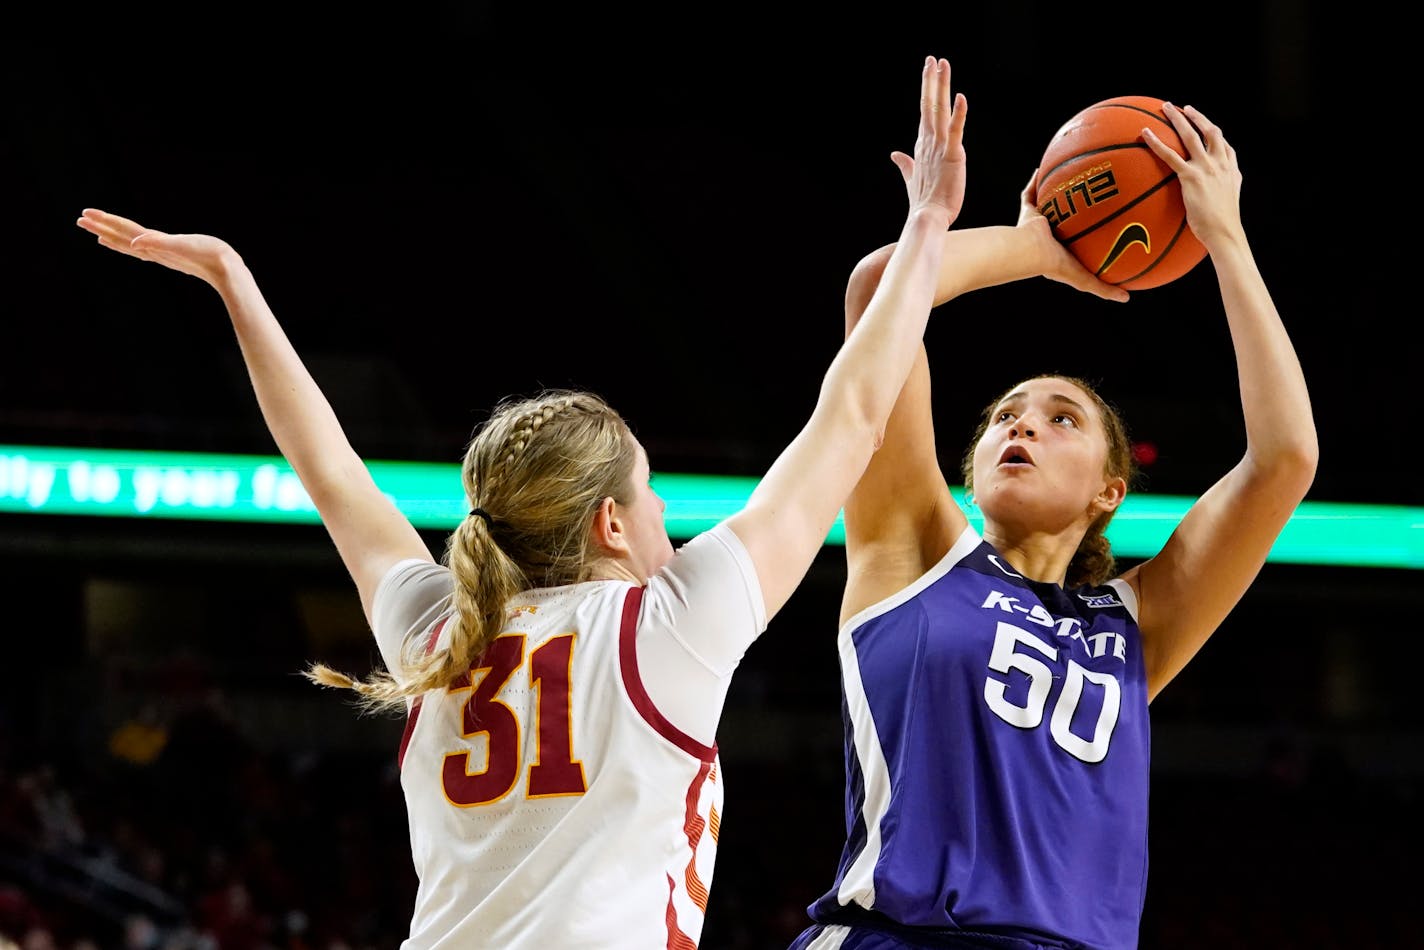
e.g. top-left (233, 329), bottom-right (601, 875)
top-left (1, 687), bottom-right (416, 949)
top-left (2, 657), bottom-right (1418, 949)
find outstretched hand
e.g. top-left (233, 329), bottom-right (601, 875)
top-left (891, 57), bottom-right (967, 224)
top-left (1141, 103), bottom-right (1244, 253)
top-left (75, 209), bottom-right (240, 288)
top-left (1015, 172), bottom-right (1130, 303)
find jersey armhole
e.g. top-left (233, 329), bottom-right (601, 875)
top-left (396, 615), bottom-right (449, 771)
top-left (617, 587), bottom-right (718, 763)
top-left (1105, 577), bottom-right (1140, 622)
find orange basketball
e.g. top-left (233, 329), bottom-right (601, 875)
top-left (1034, 96), bottom-right (1206, 290)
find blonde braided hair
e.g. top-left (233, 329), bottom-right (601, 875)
top-left (306, 389), bottom-right (636, 711)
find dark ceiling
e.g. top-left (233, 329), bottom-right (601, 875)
top-left (1, 3), bottom-right (1413, 511)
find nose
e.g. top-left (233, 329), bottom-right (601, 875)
top-left (1009, 416), bottom-right (1037, 439)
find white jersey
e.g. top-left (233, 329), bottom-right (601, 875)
top-left (371, 522), bottom-right (767, 949)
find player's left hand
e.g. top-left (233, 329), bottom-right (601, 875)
top-left (1016, 171), bottom-right (1129, 302)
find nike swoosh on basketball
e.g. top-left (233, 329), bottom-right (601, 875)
top-left (1096, 223), bottom-right (1150, 275)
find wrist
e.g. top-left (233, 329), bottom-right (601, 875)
top-left (905, 204), bottom-right (955, 233)
top-left (1018, 217), bottom-right (1063, 272)
top-left (208, 244), bottom-right (248, 289)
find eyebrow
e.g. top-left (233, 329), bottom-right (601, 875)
top-left (998, 391), bottom-right (1093, 417)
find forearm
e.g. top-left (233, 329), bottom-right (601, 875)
top-left (829, 208), bottom-right (951, 423)
top-left (846, 224), bottom-right (1047, 336)
top-left (211, 255), bottom-right (366, 489)
top-left (75, 208), bottom-right (432, 614)
top-left (931, 224), bottom-right (1047, 302)
top-left (1212, 237), bottom-right (1318, 472)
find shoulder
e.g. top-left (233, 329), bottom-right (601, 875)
top-left (372, 559), bottom-right (455, 656)
top-left (638, 523), bottom-right (768, 673)
top-left (375, 558), bottom-right (453, 610)
top-left (652, 523), bottom-right (764, 619)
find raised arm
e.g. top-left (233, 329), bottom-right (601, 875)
top-left (722, 56), bottom-right (965, 621)
top-left (1118, 103), bottom-right (1319, 700)
top-left (838, 178), bottom-right (1128, 622)
top-left (75, 210), bottom-right (434, 625)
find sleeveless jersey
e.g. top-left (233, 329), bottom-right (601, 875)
top-left (799, 525), bottom-right (1150, 950)
top-left (373, 523), bottom-right (766, 949)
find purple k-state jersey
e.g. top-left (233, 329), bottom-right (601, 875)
top-left (806, 525), bottom-right (1151, 950)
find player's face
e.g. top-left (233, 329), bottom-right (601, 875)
top-left (970, 377), bottom-right (1114, 533)
top-left (622, 440), bottom-right (675, 579)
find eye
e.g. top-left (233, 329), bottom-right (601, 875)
top-left (994, 410), bottom-right (1015, 424)
top-left (1052, 413), bottom-right (1078, 428)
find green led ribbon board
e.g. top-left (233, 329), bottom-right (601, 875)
top-left (0, 445), bottom-right (1418, 569)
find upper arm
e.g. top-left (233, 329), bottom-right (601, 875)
top-left (838, 248), bottom-right (965, 624)
top-left (1128, 455), bottom-right (1316, 701)
top-left (305, 448), bottom-right (436, 626)
top-left (722, 406), bottom-right (879, 621)
top-left (840, 348), bottom-right (965, 624)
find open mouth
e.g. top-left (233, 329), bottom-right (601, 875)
top-left (998, 444), bottom-right (1034, 466)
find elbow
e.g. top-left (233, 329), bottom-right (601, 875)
top-left (815, 369), bottom-right (889, 454)
top-left (1251, 436), bottom-right (1319, 502)
top-left (1291, 439), bottom-right (1320, 498)
top-left (845, 247), bottom-right (895, 332)
top-left (841, 379), bottom-right (894, 452)
top-left (1287, 425), bottom-right (1321, 493)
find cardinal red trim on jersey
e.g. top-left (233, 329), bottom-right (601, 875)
top-left (665, 874), bottom-right (699, 950)
top-left (618, 586), bottom-right (717, 762)
top-left (397, 616), bottom-right (449, 770)
top-left (681, 759), bottom-right (713, 911)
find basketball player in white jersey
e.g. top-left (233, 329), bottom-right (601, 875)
top-left (76, 56), bottom-right (1120, 948)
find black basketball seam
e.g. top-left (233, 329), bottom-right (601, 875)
top-left (1061, 174), bottom-right (1178, 245)
top-left (1090, 102), bottom-right (1204, 143)
top-left (1087, 102), bottom-right (1174, 131)
top-left (1041, 142), bottom-right (1155, 183)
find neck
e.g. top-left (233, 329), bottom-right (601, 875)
top-left (979, 525), bottom-right (1084, 586)
top-left (589, 557), bottom-right (645, 586)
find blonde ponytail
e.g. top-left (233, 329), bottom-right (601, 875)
top-left (306, 389), bottom-right (635, 712)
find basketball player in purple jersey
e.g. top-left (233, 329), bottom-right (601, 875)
top-left (788, 103), bottom-right (1317, 949)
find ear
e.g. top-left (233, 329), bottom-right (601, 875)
top-left (588, 496), bottom-right (630, 557)
top-left (1094, 475), bottom-right (1128, 516)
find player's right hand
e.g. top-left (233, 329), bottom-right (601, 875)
top-left (76, 208), bottom-right (242, 288)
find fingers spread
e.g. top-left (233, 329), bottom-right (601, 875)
top-left (1163, 101), bottom-right (1206, 157)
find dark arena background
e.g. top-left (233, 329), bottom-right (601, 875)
top-left (2, 4), bottom-right (1418, 948)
